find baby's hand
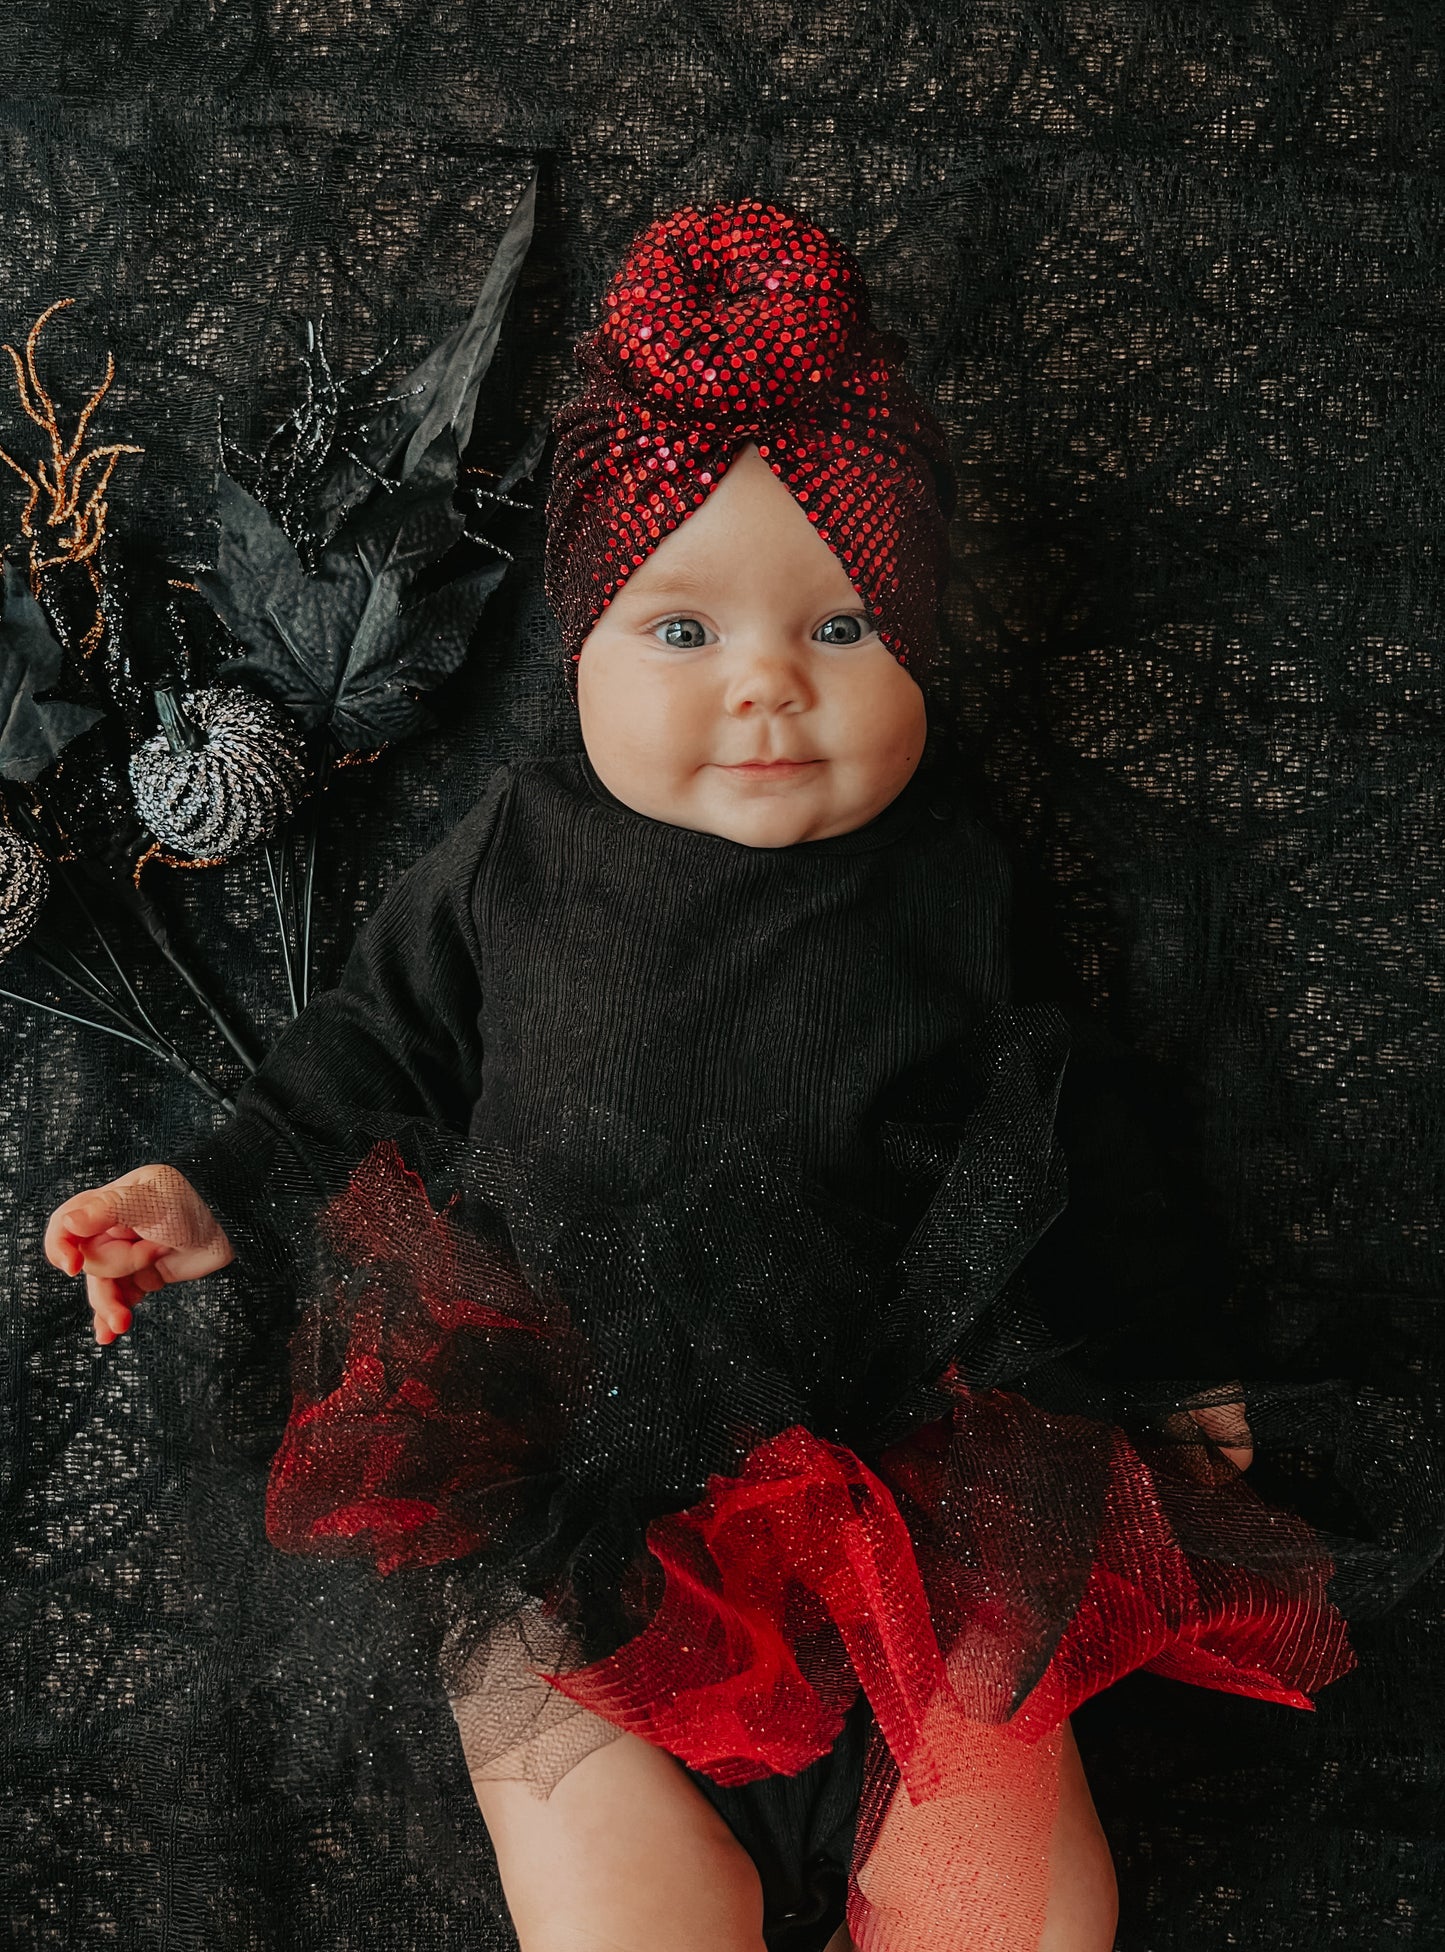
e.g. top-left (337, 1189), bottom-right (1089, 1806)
top-left (44, 1165), bottom-right (235, 1346)
top-left (1183, 1386), bottom-right (1254, 1471)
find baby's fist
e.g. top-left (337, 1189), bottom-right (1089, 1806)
top-left (1187, 1395), bottom-right (1253, 1471)
top-left (44, 1165), bottom-right (234, 1345)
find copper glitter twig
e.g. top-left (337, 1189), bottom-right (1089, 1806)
top-left (131, 838), bottom-right (228, 888)
top-left (0, 298), bottom-right (144, 652)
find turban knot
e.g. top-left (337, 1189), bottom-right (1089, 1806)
top-left (545, 198), bottom-right (957, 701)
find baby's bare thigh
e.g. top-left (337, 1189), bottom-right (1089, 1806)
top-left (470, 1728), bottom-right (768, 1952)
top-left (1039, 1723), bottom-right (1117, 1952)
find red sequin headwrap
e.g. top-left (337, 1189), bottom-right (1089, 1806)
top-left (544, 198), bottom-right (958, 702)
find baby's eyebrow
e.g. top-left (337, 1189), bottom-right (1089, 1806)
top-left (625, 569), bottom-right (864, 605)
top-left (623, 567), bottom-right (714, 599)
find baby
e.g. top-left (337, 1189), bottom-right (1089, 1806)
top-left (46, 201), bottom-right (1340, 1952)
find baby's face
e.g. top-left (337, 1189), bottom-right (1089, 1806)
top-left (575, 443), bottom-right (928, 847)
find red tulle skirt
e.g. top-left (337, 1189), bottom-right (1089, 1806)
top-left (262, 1133), bottom-right (1356, 1951)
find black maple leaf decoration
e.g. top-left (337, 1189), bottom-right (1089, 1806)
top-left (197, 170), bottom-right (540, 752)
top-left (0, 560), bottom-right (105, 782)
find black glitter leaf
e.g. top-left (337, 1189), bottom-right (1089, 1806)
top-left (201, 459), bottom-right (490, 749)
top-left (390, 167), bottom-right (539, 484)
top-left (0, 561), bottom-right (106, 782)
top-left (194, 171), bottom-right (538, 751)
top-left (302, 168), bottom-right (539, 545)
top-left (373, 557), bottom-right (510, 712)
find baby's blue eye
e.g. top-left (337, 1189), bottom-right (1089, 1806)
top-left (816, 614), bottom-right (870, 646)
top-left (651, 613), bottom-right (874, 650)
top-left (656, 617), bottom-right (710, 649)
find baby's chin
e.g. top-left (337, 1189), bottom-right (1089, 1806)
top-left (653, 761), bottom-right (885, 848)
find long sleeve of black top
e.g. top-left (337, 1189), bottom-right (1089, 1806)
top-left (164, 770), bottom-right (509, 1281)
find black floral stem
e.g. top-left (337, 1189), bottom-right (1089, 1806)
top-left (33, 943), bottom-right (234, 1108)
top-left (34, 941), bottom-right (235, 1102)
top-left (299, 749), bottom-right (331, 1010)
top-left (0, 979), bottom-right (154, 1055)
top-left (38, 944), bottom-right (124, 1013)
top-left (58, 862), bottom-right (261, 1074)
top-left (0, 976), bottom-right (237, 1112)
top-left (282, 818), bottom-right (299, 966)
top-left (261, 838), bottom-right (301, 1016)
top-left (60, 906), bottom-right (175, 1051)
top-left (138, 908), bottom-right (261, 1074)
top-left (299, 815), bottom-right (318, 1009)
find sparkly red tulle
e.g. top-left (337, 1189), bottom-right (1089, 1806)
top-left (264, 1140), bottom-right (576, 1577)
top-left (535, 1387), bottom-right (1352, 1950)
top-left (539, 1390), bottom-right (1353, 1798)
top-left (262, 1130), bottom-right (1357, 1952)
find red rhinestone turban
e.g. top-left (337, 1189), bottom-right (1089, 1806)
top-left (544, 198), bottom-right (958, 702)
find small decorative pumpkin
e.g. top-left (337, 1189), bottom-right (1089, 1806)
top-left (129, 684), bottom-right (308, 858)
top-left (0, 822), bottom-right (49, 962)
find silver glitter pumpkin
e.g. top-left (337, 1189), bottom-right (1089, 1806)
top-left (129, 685), bottom-right (308, 858)
top-left (0, 824), bottom-right (49, 962)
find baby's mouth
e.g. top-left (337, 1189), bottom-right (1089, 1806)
top-left (719, 757), bottom-right (821, 773)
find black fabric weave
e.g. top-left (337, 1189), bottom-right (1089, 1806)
top-left (5, 8), bottom-right (1443, 1948)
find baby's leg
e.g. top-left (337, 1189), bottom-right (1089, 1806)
top-left (838, 1719), bottom-right (1116, 1952)
top-left (445, 1603), bottom-right (767, 1950)
top-left (1037, 1722), bottom-right (1117, 1951)
top-left (468, 1728), bottom-right (768, 1952)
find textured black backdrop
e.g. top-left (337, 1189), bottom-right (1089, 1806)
top-left (4, 6), bottom-right (1443, 1948)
